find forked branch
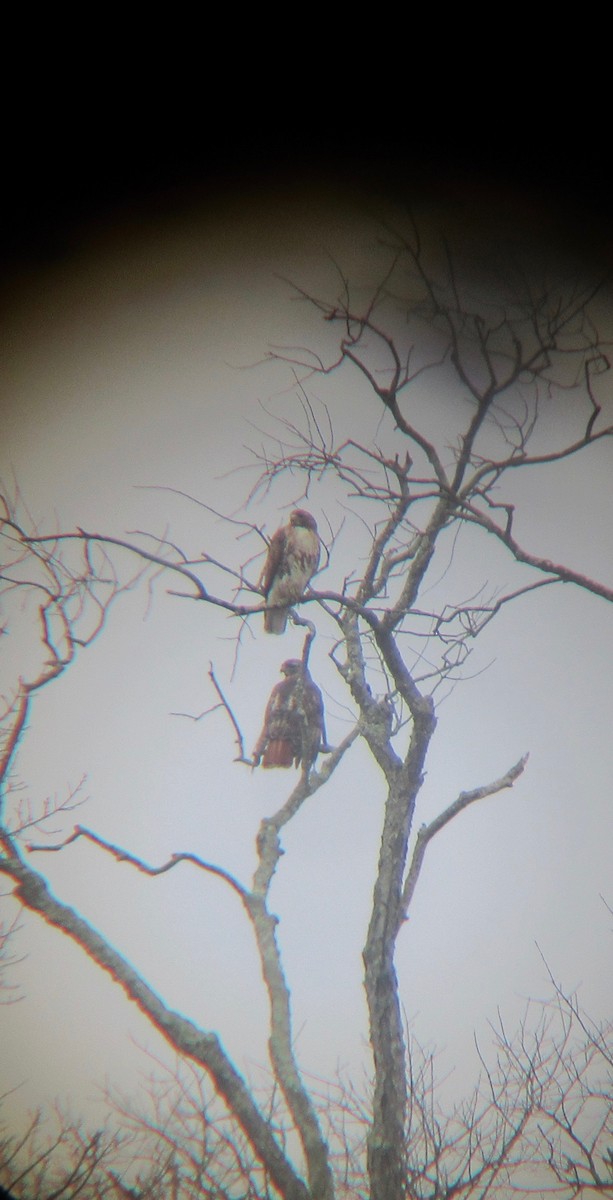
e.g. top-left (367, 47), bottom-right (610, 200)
top-left (400, 754), bottom-right (529, 922)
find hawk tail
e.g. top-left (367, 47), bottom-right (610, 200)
top-left (264, 606), bottom-right (288, 635)
top-left (262, 739), bottom-right (296, 768)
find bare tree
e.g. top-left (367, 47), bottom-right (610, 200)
top-left (519, 958), bottom-right (613, 1195)
top-left (1, 224), bottom-right (612, 1199)
top-left (0, 1102), bottom-right (125, 1199)
top-left (3, 1000), bottom-right (610, 1199)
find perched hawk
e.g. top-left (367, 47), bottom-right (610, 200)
top-left (252, 660), bottom-right (328, 770)
top-left (259, 509), bottom-right (320, 634)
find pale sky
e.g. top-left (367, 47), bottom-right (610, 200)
top-left (1, 178), bottom-right (612, 1143)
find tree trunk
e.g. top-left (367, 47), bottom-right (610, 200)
top-left (363, 778), bottom-right (411, 1199)
top-left (363, 703), bottom-right (435, 1200)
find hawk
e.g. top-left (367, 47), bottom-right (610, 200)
top-left (252, 659), bottom-right (328, 770)
top-left (259, 509), bottom-right (320, 634)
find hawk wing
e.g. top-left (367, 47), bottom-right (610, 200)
top-left (260, 527), bottom-right (292, 634)
top-left (259, 526), bottom-right (287, 598)
top-left (300, 676), bottom-right (327, 766)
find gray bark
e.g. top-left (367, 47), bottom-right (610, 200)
top-left (2, 852), bottom-right (310, 1200)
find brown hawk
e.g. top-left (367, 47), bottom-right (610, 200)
top-left (252, 659), bottom-right (328, 770)
top-left (259, 509), bottom-right (320, 634)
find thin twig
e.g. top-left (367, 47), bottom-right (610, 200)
top-left (208, 663), bottom-right (250, 763)
top-left (27, 825), bottom-right (248, 900)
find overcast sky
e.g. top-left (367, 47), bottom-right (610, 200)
top-left (1, 173), bottom-right (612, 1146)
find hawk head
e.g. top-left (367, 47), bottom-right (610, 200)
top-left (280, 659), bottom-right (303, 676)
top-left (289, 509), bottom-right (318, 532)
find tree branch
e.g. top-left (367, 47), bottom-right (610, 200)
top-left (460, 501), bottom-right (613, 604)
top-left (0, 853), bottom-right (310, 1200)
top-left (400, 754), bottom-right (529, 921)
top-left (26, 825), bottom-right (249, 901)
